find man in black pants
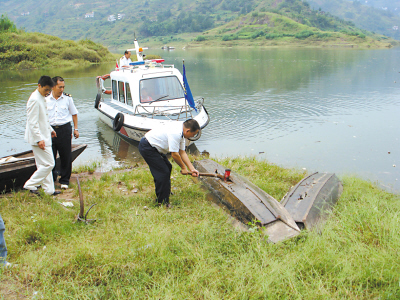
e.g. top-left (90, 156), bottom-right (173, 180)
top-left (46, 76), bottom-right (79, 189)
top-left (139, 119), bottom-right (200, 207)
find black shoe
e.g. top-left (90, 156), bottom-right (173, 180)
top-left (52, 191), bottom-right (61, 196)
top-left (30, 190), bottom-right (40, 195)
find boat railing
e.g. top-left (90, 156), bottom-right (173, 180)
top-left (133, 104), bottom-right (195, 120)
top-left (115, 63), bottom-right (175, 73)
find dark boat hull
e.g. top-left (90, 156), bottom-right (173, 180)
top-left (193, 159), bottom-right (343, 243)
top-left (280, 172), bottom-right (343, 230)
top-left (193, 159), bottom-right (301, 243)
top-left (0, 144), bottom-right (87, 193)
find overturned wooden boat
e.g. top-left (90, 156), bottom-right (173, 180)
top-left (193, 159), bottom-right (343, 243)
top-left (0, 144), bottom-right (87, 193)
top-left (281, 172), bottom-right (343, 231)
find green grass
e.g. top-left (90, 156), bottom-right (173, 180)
top-left (0, 157), bottom-right (399, 299)
top-left (72, 160), bottom-right (102, 174)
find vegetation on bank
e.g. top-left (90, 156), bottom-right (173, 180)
top-left (0, 15), bottom-right (114, 70)
top-left (0, 156), bottom-right (399, 299)
top-left (191, 9), bottom-right (397, 49)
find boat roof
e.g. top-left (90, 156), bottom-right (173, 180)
top-left (112, 59), bottom-right (182, 83)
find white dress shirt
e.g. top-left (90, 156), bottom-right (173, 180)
top-left (145, 122), bottom-right (186, 154)
top-left (46, 92), bottom-right (78, 126)
top-left (120, 56), bottom-right (132, 67)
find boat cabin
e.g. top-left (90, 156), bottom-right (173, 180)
top-left (99, 60), bottom-right (197, 119)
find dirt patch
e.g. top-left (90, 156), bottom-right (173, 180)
top-left (0, 278), bottom-right (32, 300)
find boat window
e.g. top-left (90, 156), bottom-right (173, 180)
top-left (139, 76), bottom-right (184, 103)
top-left (118, 81), bottom-right (125, 103)
top-left (112, 80), bottom-right (118, 100)
top-left (126, 82), bottom-right (132, 106)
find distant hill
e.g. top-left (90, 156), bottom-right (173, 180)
top-left (192, 8), bottom-right (394, 49)
top-left (0, 0), bottom-right (397, 46)
top-left (307, 0), bottom-right (400, 39)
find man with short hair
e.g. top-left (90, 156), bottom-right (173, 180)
top-left (138, 119), bottom-right (200, 207)
top-left (23, 76), bottom-right (60, 196)
top-left (46, 76), bottom-right (79, 189)
top-left (119, 50), bottom-right (132, 68)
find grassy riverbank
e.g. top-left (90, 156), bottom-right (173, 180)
top-left (0, 156), bottom-right (399, 299)
top-left (0, 30), bottom-right (115, 70)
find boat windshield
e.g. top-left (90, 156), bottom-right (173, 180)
top-left (139, 76), bottom-right (184, 103)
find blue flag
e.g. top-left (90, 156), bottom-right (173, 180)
top-left (183, 63), bottom-right (197, 112)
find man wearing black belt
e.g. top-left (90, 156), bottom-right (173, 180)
top-left (46, 76), bottom-right (79, 189)
top-left (138, 119), bottom-right (200, 207)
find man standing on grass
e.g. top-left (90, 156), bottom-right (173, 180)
top-left (23, 76), bottom-right (61, 196)
top-left (46, 76), bottom-right (79, 190)
top-left (138, 119), bottom-right (200, 208)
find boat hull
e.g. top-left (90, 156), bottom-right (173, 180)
top-left (193, 159), bottom-right (343, 243)
top-left (96, 100), bottom-right (210, 143)
top-left (193, 159), bottom-right (301, 243)
top-left (280, 172), bottom-right (343, 230)
top-left (0, 144), bottom-right (87, 193)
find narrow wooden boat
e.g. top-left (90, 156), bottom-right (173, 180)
top-left (0, 144), bottom-right (87, 193)
top-left (280, 172), bottom-right (343, 230)
top-left (193, 159), bottom-right (342, 243)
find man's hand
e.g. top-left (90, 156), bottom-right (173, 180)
top-left (74, 129), bottom-right (79, 139)
top-left (37, 140), bottom-right (45, 150)
top-left (190, 169), bottom-right (199, 177)
top-left (180, 168), bottom-right (189, 175)
top-left (181, 169), bottom-right (199, 177)
top-left (51, 131), bottom-right (57, 138)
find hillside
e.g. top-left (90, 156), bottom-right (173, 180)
top-left (0, 0), bottom-right (397, 47)
top-left (307, 0), bottom-right (400, 39)
top-left (189, 2), bottom-right (395, 49)
top-left (0, 16), bottom-right (115, 70)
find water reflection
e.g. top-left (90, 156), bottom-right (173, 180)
top-left (0, 47), bottom-right (399, 193)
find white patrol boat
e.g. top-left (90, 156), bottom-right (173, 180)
top-left (95, 39), bottom-right (209, 143)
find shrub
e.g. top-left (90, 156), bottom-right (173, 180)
top-left (195, 35), bottom-right (206, 41)
top-left (0, 14), bottom-right (17, 33)
top-left (251, 30), bottom-right (265, 39)
top-left (222, 34), bottom-right (238, 41)
top-left (295, 30), bottom-right (314, 39)
top-left (60, 48), bottom-right (82, 60)
top-left (265, 33), bottom-right (282, 39)
top-left (80, 49), bottom-right (101, 62)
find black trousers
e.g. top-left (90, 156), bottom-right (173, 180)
top-left (51, 123), bottom-right (72, 185)
top-left (138, 137), bottom-right (172, 204)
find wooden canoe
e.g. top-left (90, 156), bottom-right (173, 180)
top-left (193, 159), bottom-right (342, 243)
top-left (193, 159), bottom-right (301, 243)
top-left (0, 144), bottom-right (87, 193)
top-left (280, 172), bottom-right (343, 230)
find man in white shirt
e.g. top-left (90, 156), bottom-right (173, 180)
top-left (23, 76), bottom-right (60, 196)
top-left (138, 119), bottom-right (200, 207)
top-left (119, 50), bottom-right (132, 68)
top-left (46, 76), bottom-right (79, 189)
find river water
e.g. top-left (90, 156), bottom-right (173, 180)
top-left (0, 47), bottom-right (399, 193)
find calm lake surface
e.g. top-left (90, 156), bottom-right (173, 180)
top-left (1, 47), bottom-right (399, 193)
